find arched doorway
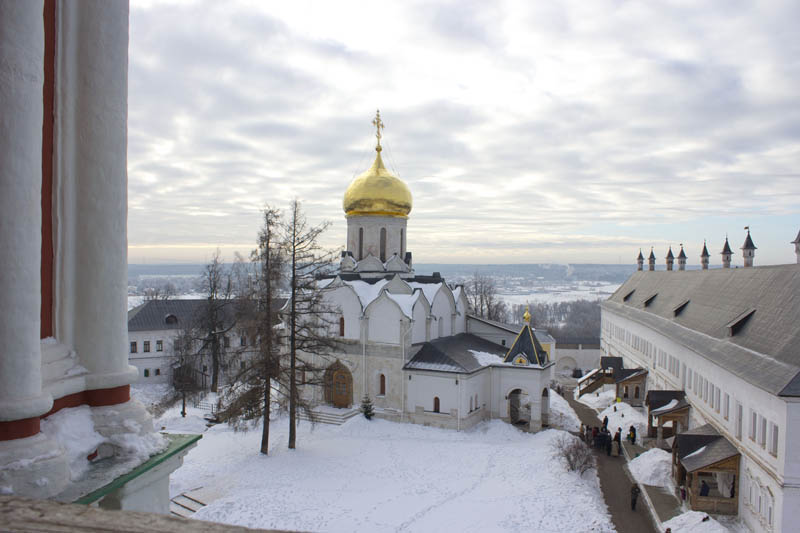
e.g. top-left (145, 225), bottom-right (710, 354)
top-left (508, 389), bottom-right (530, 427)
top-left (541, 388), bottom-right (550, 427)
top-left (324, 361), bottom-right (353, 408)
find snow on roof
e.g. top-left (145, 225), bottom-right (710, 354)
top-left (577, 368), bottom-right (600, 384)
top-left (408, 281), bottom-right (442, 305)
top-left (452, 286), bottom-right (463, 302)
top-left (386, 291), bottom-right (421, 318)
top-left (343, 278), bottom-right (388, 308)
top-left (651, 399), bottom-right (679, 416)
top-left (683, 445), bottom-right (706, 460)
top-left (468, 350), bottom-right (505, 367)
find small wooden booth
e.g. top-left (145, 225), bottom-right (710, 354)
top-left (614, 368), bottom-right (648, 407)
top-left (646, 390), bottom-right (690, 446)
top-left (672, 424), bottom-right (740, 515)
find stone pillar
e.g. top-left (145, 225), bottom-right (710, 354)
top-left (55, 1), bottom-right (137, 393)
top-left (0, 0), bottom-right (53, 434)
top-left (0, 0), bottom-right (69, 498)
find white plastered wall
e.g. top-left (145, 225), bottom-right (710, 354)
top-left (347, 215), bottom-right (408, 262)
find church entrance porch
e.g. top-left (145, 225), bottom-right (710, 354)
top-left (324, 361), bottom-right (353, 408)
top-left (508, 388), bottom-right (530, 428)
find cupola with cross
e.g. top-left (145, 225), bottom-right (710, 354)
top-left (503, 306), bottom-right (550, 366)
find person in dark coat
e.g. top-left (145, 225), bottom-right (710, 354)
top-left (605, 434), bottom-right (612, 456)
top-left (631, 484), bottom-right (641, 510)
top-left (602, 415), bottom-right (609, 429)
top-left (629, 425), bottom-right (637, 445)
top-left (700, 480), bottom-right (710, 497)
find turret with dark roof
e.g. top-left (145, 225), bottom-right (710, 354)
top-left (666, 246), bottom-right (674, 271)
top-left (741, 229), bottom-right (756, 267)
top-left (721, 237), bottom-right (732, 268)
top-left (700, 240), bottom-right (710, 270)
top-left (677, 244), bottom-right (687, 271)
top-left (648, 248), bottom-right (656, 271)
top-left (637, 249), bottom-right (644, 271)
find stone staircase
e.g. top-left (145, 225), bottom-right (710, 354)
top-left (297, 406), bottom-right (359, 425)
top-left (170, 492), bottom-right (206, 518)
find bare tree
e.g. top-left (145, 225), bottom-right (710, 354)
top-left (218, 207), bottom-right (286, 455)
top-left (551, 433), bottom-right (595, 475)
top-left (195, 249), bottom-right (236, 393)
top-left (143, 282), bottom-right (177, 301)
top-left (465, 272), bottom-right (508, 322)
top-left (283, 199), bottom-right (340, 450)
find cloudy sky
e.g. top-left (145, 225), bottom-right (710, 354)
top-left (127, 0), bottom-right (800, 266)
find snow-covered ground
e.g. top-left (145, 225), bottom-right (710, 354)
top-left (628, 448), bottom-right (673, 489)
top-left (165, 413), bottom-right (614, 532)
top-left (574, 387), bottom-right (617, 411)
top-left (598, 401), bottom-right (648, 440)
top-left (548, 389), bottom-right (581, 432)
top-left (662, 510), bottom-right (732, 533)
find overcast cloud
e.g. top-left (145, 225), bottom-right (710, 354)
top-left (127, 0), bottom-right (800, 266)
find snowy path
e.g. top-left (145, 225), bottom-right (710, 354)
top-left (165, 412), bottom-right (614, 533)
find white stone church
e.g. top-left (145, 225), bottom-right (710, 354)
top-left (300, 114), bottom-right (554, 432)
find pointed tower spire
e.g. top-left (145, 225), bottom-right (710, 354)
top-left (678, 244), bottom-right (687, 271)
top-left (637, 249), bottom-right (644, 271)
top-left (666, 246), bottom-right (674, 271)
top-left (741, 227), bottom-right (756, 267)
top-left (701, 240), bottom-right (710, 270)
top-left (721, 236), bottom-right (732, 268)
top-left (648, 247), bottom-right (656, 271)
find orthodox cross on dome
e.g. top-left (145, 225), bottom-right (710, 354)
top-left (523, 305), bottom-right (531, 325)
top-left (372, 109), bottom-right (384, 151)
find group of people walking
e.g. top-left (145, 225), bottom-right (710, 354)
top-left (580, 416), bottom-right (637, 457)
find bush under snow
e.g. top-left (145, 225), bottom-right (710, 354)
top-left (628, 448), bottom-right (673, 488)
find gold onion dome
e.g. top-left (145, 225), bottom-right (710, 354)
top-left (343, 111), bottom-right (412, 218)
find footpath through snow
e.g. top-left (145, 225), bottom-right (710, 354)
top-left (159, 399), bottom-right (613, 532)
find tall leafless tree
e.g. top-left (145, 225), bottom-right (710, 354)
top-left (465, 271), bottom-right (508, 322)
top-left (283, 199), bottom-right (340, 450)
top-left (218, 207), bottom-right (286, 454)
top-left (196, 249), bottom-right (236, 393)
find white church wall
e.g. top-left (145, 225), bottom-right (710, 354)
top-left (411, 298), bottom-right (428, 344)
top-left (454, 291), bottom-right (467, 334)
top-left (555, 347), bottom-right (602, 374)
top-left (366, 353), bottom-right (404, 416)
top-left (466, 317), bottom-right (515, 349)
top-left (366, 297), bottom-right (403, 344)
top-left (325, 285), bottom-right (362, 340)
top-left (459, 370), bottom-right (491, 428)
top-left (431, 291), bottom-right (454, 338)
top-left (347, 215), bottom-right (407, 262)
top-left (406, 371), bottom-right (460, 428)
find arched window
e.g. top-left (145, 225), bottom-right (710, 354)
top-left (623, 385), bottom-right (629, 398)
top-left (380, 228), bottom-right (387, 262)
top-left (634, 386), bottom-right (640, 399)
top-left (433, 396), bottom-right (440, 413)
top-left (379, 374), bottom-right (386, 396)
top-left (358, 227), bottom-right (364, 260)
top-left (339, 316), bottom-right (345, 337)
top-left (470, 397), bottom-right (473, 412)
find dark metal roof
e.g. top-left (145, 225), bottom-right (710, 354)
top-left (637, 250), bottom-right (644, 261)
top-left (405, 333), bottom-right (506, 374)
top-left (721, 238), bottom-right (733, 255)
top-left (666, 247), bottom-right (674, 260)
top-left (614, 368), bottom-right (648, 384)
top-left (741, 231), bottom-right (757, 250)
top-left (467, 315), bottom-right (556, 344)
top-left (645, 390), bottom-right (686, 410)
top-left (127, 298), bottom-right (285, 332)
top-left (678, 246), bottom-right (687, 260)
top-left (701, 241), bottom-right (710, 258)
top-left (604, 265), bottom-right (800, 396)
top-left (675, 424), bottom-right (739, 472)
top-left (503, 324), bottom-right (549, 366)
top-left (600, 356), bottom-right (623, 373)
top-left (648, 249), bottom-right (656, 260)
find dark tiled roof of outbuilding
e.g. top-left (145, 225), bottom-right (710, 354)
top-left (645, 390), bottom-right (686, 410)
top-left (603, 265), bottom-right (800, 396)
top-left (127, 298), bottom-right (286, 332)
top-left (405, 333), bottom-right (506, 374)
top-left (614, 368), bottom-right (647, 384)
top-left (675, 424), bottom-right (739, 473)
top-left (503, 324), bottom-right (549, 365)
top-left (466, 315), bottom-right (556, 344)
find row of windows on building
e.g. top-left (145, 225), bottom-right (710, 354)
top-left (130, 334), bottom-right (256, 354)
top-left (603, 319), bottom-right (780, 458)
top-left (141, 368), bottom-right (161, 378)
top-left (356, 227), bottom-right (405, 262)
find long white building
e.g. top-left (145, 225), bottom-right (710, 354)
top-left (601, 235), bottom-right (800, 532)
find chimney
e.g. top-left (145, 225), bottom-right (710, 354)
top-left (700, 240), bottom-right (710, 270)
top-left (793, 230), bottom-right (800, 265)
top-left (637, 249), bottom-right (644, 271)
top-left (741, 227), bottom-right (756, 268)
top-left (666, 246), bottom-right (674, 271)
top-left (677, 244), bottom-right (687, 271)
top-left (721, 237), bottom-right (732, 268)
top-left (648, 247), bottom-right (656, 271)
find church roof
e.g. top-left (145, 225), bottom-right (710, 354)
top-left (503, 324), bottom-right (549, 366)
top-left (741, 231), bottom-right (757, 250)
top-left (404, 334), bottom-right (506, 374)
top-left (603, 265), bottom-right (800, 396)
top-left (701, 241), bottom-right (710, 258)
top-left (721, 237), bottom-right (732, 255)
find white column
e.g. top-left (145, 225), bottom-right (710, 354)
top-left (55, 1), bottom-right (137, 390)
top-left (0, 0), bottom-right (53, 422)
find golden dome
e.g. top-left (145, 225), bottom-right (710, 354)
top-left (343, 147), bottom-right (412, 218)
